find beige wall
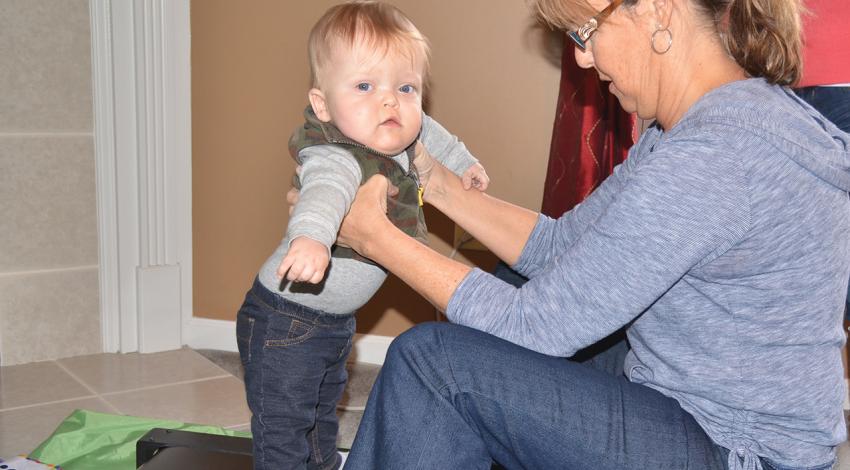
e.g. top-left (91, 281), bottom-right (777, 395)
top-left (0, 0), bottom-right (101, 365)
top-left (192, 0), bottom-right (563, 336)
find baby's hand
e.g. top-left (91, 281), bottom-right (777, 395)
top-left (277, 237), bottom-right (329, 284)
top-left (461, 162), bottom-right (489, 191)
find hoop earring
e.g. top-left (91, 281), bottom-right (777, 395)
top-left (651, 26), bottom-right (673, 54)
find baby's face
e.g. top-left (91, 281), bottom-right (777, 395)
top-left (315, 40), bottom-right (425, 155)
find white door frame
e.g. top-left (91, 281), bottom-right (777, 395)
top-left (90, 0), bottom-right (191, 353)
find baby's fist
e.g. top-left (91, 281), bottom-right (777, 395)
top-left (461, 163), bottom-right (489, 191)
top-left (277, 237), bottom-right (329, 284)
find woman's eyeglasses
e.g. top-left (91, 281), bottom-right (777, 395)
top-left (568, 0), bottom-right (624, 51)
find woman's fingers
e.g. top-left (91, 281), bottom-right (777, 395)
top-left (361, 174), bottom-right (390, 212)
top-left (286, 187), bottom-right (299, 216)
top-left (286, 165), bottom-right (303, 216)
top-left (338, 175), bottom-right (394, 253)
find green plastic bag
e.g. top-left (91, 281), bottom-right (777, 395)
top-left (28, 409), bottom-right (250, 470)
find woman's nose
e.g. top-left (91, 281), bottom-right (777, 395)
top-left (573, 43), bottom-right (594, 69)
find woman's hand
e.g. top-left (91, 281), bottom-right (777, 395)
top-left (286, 186), bottom-right (299, 216)
top-left (412, 141), bottom-right (437, 194)
top-left (339, 174), bottom-right (471, 312)
top-left (413, 140), bottom-right (459, 206)
top-left (337, 174), bottom-right (398, 257)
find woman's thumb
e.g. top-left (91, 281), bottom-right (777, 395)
top-left (364, 174), bottom-right (399, 197)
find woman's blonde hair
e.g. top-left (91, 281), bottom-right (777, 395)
top-left (713, 0), bottom-right (803, 86)
top-left (308, 1), bottom-right (431, 88)
top-left (533, 0), bottom-right (597, 30)
top-left (531, 0), bottom-right (803, 86)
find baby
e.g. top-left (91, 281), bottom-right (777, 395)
top-left (236, 2), bottom-right (488, 469)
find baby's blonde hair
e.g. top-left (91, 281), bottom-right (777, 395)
top-left (308, 1), bottom-right (431, 88)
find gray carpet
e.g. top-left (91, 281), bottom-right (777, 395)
top-left (194, 348), bottom-right (379, 450)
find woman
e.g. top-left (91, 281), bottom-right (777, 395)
top-left (332, 0), bottom-right (850, 468)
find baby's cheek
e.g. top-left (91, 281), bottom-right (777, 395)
top-left (410, 110), bottom-right (422, 129)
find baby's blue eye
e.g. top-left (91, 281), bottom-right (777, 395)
top-left (356, 83), bottom-right (372, 92)
top-left (399, 84), bottom-right (415, 94)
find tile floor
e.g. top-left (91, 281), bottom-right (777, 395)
top-left (2, 348), bottom-right (848, 468)
top-left (0, 348), bottom-right (250, 459)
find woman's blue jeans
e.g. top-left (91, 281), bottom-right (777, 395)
top-left (345, 322), bottom-right (730, 470)
top-left (794, 86), bottom-right (850, 134)
top-left (794, 85), bottom-right (850, 318)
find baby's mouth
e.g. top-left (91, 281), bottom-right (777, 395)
top-left (381, 117), bottom-right (401, 127)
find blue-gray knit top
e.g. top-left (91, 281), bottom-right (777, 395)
top-left (446, 78), bottom-right (850, 470)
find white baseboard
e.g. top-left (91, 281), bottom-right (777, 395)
top-left (183, 318), bottom-right (850, 407)
top-left (348, 333), bottom-right (394, 365)
top-left (183, 317), bottom-right (393, 365)
top-left (183, 317), bottom-right (238, 351)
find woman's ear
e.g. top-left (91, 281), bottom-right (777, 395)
top-left (308, 89), bottom-right (332, 122)
top-left (652, 0), bottom-right (673, 28)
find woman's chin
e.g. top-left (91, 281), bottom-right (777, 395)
top-left (610, 97), bottom-right (635, 115)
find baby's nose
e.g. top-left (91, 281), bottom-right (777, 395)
top-left (382, 92), bottom-right (399, 107)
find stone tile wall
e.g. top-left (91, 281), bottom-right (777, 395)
top-left (0, 0), bottom-right (101, 365)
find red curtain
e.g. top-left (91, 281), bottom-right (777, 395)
top-left (541, 38), bottom-right (636, 218)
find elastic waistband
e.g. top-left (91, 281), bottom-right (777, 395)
top-left (249, 278), bottom-right (355, 326)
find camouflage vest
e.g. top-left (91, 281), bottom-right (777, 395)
top-left (288, 106), bottom-right (428, 267)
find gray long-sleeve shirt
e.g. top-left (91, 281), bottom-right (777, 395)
top-left (258, 114), bottom-right (478, 313)
top-left (447, 79), bottom-right (850, 469)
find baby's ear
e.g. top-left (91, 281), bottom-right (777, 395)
top-left (308, 89), bottom-right (332, 122)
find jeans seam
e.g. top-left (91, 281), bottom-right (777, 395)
top-left (616, 377), bottom-right (627, 468)
top-left (317, 451), bottom-right (340, 470)
top-left (435, 324), bottom-right (461, 393)
top-left (256, 339), bottom-right (267, 469)
top-left (288, 318), bottom-right (305, 339)
top-left (337, 334), bottom-right (352, 361)
top-left (413, 421), bottom-right (437, 470)
top-left (310, 425), bottom-right (323, 466)
top-left (445, 388), bottom-right (544, 469)
top-left (265, 330), bottom-right (317, 347)
top-left (239, 316), bottom-right (254, 363)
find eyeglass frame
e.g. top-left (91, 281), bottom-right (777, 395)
top-left (568, 0), bottom-right (625, 51)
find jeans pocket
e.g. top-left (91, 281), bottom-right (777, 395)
top-left (236, 312), bottom-right (255, 365)
top-left (265, 314), bottom-right (316, 347)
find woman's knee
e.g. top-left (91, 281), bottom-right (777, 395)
top-left (388, 322), bottom-right (446, 358)
top-left (383, 322), bottom-right (458, 378)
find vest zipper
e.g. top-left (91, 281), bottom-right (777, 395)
top-left (327, 136), bottom-right (424, 206)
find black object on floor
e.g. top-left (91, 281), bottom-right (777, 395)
top-left (136, 428), bottom-right (253, 469)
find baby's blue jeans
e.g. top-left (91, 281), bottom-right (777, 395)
top-left (237, 279), bottom-right (354, 470)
